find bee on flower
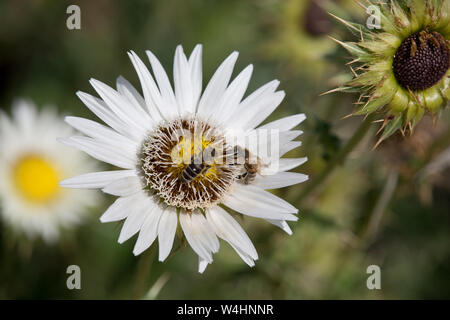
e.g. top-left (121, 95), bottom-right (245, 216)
top-left (60, 44), bottom-right (308, 273)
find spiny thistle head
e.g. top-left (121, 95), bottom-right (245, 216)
top-left (329, 0), bottom-right (450, 146)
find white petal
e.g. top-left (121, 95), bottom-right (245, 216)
top-left (146, 50), bottom-right (179, 118)
top-left (157, 208), bottom-right (178, 261)
top-left (280, 141), bottom-right (302, 157)
top-left (115, 76), bottom-right (154, 126)
top-left (190, 212), bottom-right (219, 253)
top-left (100, 192), bottom-right (147, 223)
top-left (266, 219), bottom-right (293, 235)
top-left (279, 130), bottom-right (303, 145)
top-left (58, 136), bottom-right (136, 169)
top-left (223, 184), bottom-right (298, 220)
top-left (188, 44), bottom-right (203, 108)
top-left (252, 172), bottom-right (309, 189)
top-left (116, 76), bottom-right (146, 108)
top-left (277, 157), bottom-right (308, 172)
top-left (229, 243), bottom-right (255, 267)
top-left (64, 116), bottom-right (139, 151)
top-left (241, 91), bottom-right (285, 131)
top-left (77, 91), bottom-right (135, 140)
top-left (225, 80), bottom-right (279, 128)
top-left (59, 170), bottom-right (137, 189)
top-left (89, 78), bottom-right (148, 135)
top-left (258, 114), bottom-right (306, 131)
top-left (174, 45), bottom-right (195, 114)
top-left (102, 176), bottom-right (142, 196)
top-left (214, 64), bottom-right (253, 123)
top-left (198, 256), bottom-right (210, 274)
top-left (206, 206), bottom-right (258, 260)
top-left (196, 51), bottom-right (239, 118)
top-left (128, 51), bottom-right (164, 122)
top-left (118, 198), bottom-right (150, 243)
top-left (133, 203), bottom-right (164, 255)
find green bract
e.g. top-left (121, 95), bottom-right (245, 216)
top-left (331, 0), bottom-right (450, 145)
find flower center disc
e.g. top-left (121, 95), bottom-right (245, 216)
top-left (393, 31), bottom-right (449, 91)
top-left (140, 118), bottom-right (236, 211)
top-left (13, 155), bottom-right (61, 204)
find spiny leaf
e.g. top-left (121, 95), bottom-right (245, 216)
top-left (373, 115), bottom-right (404, 149)
top-left (328, 37), bottom-right (371, 60)
top-left (328, 12), bottom-right (371, 37)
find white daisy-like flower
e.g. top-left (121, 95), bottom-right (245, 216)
top-left (0, 100), bottom-right (99, 242)
top-left (60, 45), bottom-right (308, 273)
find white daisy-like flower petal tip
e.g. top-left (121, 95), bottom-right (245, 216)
top-left (196, 50), bottom-right (240, 117)
top-left (179, 213), bottom-right (215, 263)
top-left (198, 257), bottom-right (210, 274)
top-left (117, 203), bottom-right (148, 244)
top-left (133, 244), bottom-right (150, 256)
top-left (206, 207), bottom-right (258, 263)
top-left (253, 172), bottom-right (309, 189)
top-left (273, 157), bottom-right (308, 172)
top-left (99, 195), bottom-right (137, 223)
top-left (267, 219), bottom-right (294, 235)
top-left (132, 205), bottom-right (164, 256)
top-left (190, 44), bottom-right (203, 59)
top-left (298, 113), bottom-right (306, 123)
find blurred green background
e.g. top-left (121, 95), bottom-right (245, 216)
top-left (1, 0), bottom-right (450, 299)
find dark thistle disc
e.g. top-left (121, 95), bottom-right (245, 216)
top-left (393, 31), bottom-right (449, 91)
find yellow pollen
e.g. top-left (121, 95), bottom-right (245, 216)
top-left (12, 155), bottom-right (61, 204)
top-left (170, 136), bottom-right (213, 168)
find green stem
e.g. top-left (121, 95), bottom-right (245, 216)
top-left (132, 247), bottom-right (156, 300)
top-left (361, 169), bottom-right (398, 245)
top-left (298, 113), bottom-right (376, 202)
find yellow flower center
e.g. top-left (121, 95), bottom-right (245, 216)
top-left (12, 155), bottom-right (61, 204)
top-left (170, 136), bottom-right (220, 181)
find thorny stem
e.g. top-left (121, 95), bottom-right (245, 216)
top-left (298, 113), bottom-right (377, 203)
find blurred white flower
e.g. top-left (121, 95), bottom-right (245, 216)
top-left (60, 45), bottom-right (308, 272)
top-left (0, 100), bottom-right (99, 242)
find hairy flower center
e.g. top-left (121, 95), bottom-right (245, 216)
top-left (393, 31), bottom-right (449, 91)
top-left (140, 118), bottom-right (237, 211)
top-left (12, 155), bottom-right (61, 204)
